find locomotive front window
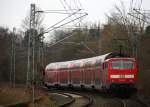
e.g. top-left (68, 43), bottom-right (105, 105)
top-left (111, 60), bottom-right (133, 69)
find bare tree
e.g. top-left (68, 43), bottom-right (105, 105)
top-left (101, 1), bottom-right (144, 56)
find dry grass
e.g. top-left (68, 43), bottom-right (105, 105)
top-left (28, 96), bottom-right (56, 107)
top-left (0, 85), bottom-right (31, 105)
top-left (0, 85), bottom-right (56, 107)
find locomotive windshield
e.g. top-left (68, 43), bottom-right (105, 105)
top-left (111, 60), bottom-right (133, 69)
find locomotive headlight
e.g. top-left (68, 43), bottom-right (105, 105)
top-left (110, 75), bottom-right (120, 78)
top-left (125, 74), bottom-right (134, 78)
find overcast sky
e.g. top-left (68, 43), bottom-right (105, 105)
top-left (0, 0), bottom-right (150, 31)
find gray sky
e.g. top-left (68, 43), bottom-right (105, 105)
top-left (0, 0), bottom-right (150, 31)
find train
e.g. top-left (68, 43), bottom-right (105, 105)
top-left (43, 52), bottom-right (137, 94)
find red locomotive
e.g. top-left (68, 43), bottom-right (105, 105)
top-left (43, 52), bottom-right (137, 93)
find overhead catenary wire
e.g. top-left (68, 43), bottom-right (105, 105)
top-left (31, 1), bottom-right (87, 65)
top-left (43, 12), bottom-right (87, 34)
top-left (35, 1), bottom-right (88, 46)
top-left (60, 0), bottom-right (69, 14)
top-left (60, 0), bottom-right (84, 26)
top-left (39, 8), bottom-right (84, 12)
top-left (48, 30), bottom-right (77, 47)
top-left (36, 11), bottom-right (80, 14)
top-left (64, 0), bottom-right (82, 26)
top-left (73, 0), bottom-right (85, 26)
top-left (47, 31), bottom-right (96, 55)
top-left (80, 42), bottom-right (97, 55)
top-left (60, 41), bottom-right (97, 55)
top-left (61, 0), bottom-right (77, 25)
top-left (43, 9), bottom-right (81, 33)
top-left (36, 9), bottom-right (84, 14)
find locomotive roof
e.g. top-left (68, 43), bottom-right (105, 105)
top-left (45, 52), bottom-right (129, 70)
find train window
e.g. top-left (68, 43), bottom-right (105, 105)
top-left (111, 60), bottom-right (133, 69)
top-left (102, 63), bottom-right (104, 69)
top-left (103, 63), bottom-right (107, 70)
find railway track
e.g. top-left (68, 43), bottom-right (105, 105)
top-left (110, 94), bottom-right (150, 107)
top-left (42, 87), bottom-right (150, 107)
top-left (47, 89), bottom-right (93, 107)
top-left (61, 92), bottom-right (92, 107)
top-left (126, 95), bottom-right (150, 107)
top-left (51, 92), bottom-right (75, 107)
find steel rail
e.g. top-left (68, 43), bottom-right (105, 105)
top-left (132, 96), bottom-right (150, 107)
top-left (43, 87), bottom-right (93, 107)
top-left (56, 92), bottom-right (75, 107)
top-left (63, 91), bottom-right (93, 107)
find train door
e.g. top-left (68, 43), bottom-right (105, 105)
top-left (92, 67), bottom-right (96, 87)
top-left (68, 70), bottom-right (71, 85)
top-left (47, 70), bottom-right (57, 86)
top-left (56, 71), bottom-right (58, 85)
top-left (72, 69), bottom-right (81, 87)
top-left (91, 67), bottom-right (96, 88)
top-left (84, 68), bottom-right (92, 87)
top-left (54, 71), bottom-right (57, 84)
top-left (95, 67), bottom-right (102, 89)
top-left (57, 70), bottom-right (60, 85)
top-left (59, 71), bottom-right (63, 85)
top-left (61, 70), bottom-right (68, 86)
top-left (102, 62), bottom-right (108, 85)
top-left (80, 69), bottom-right (84, 87)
